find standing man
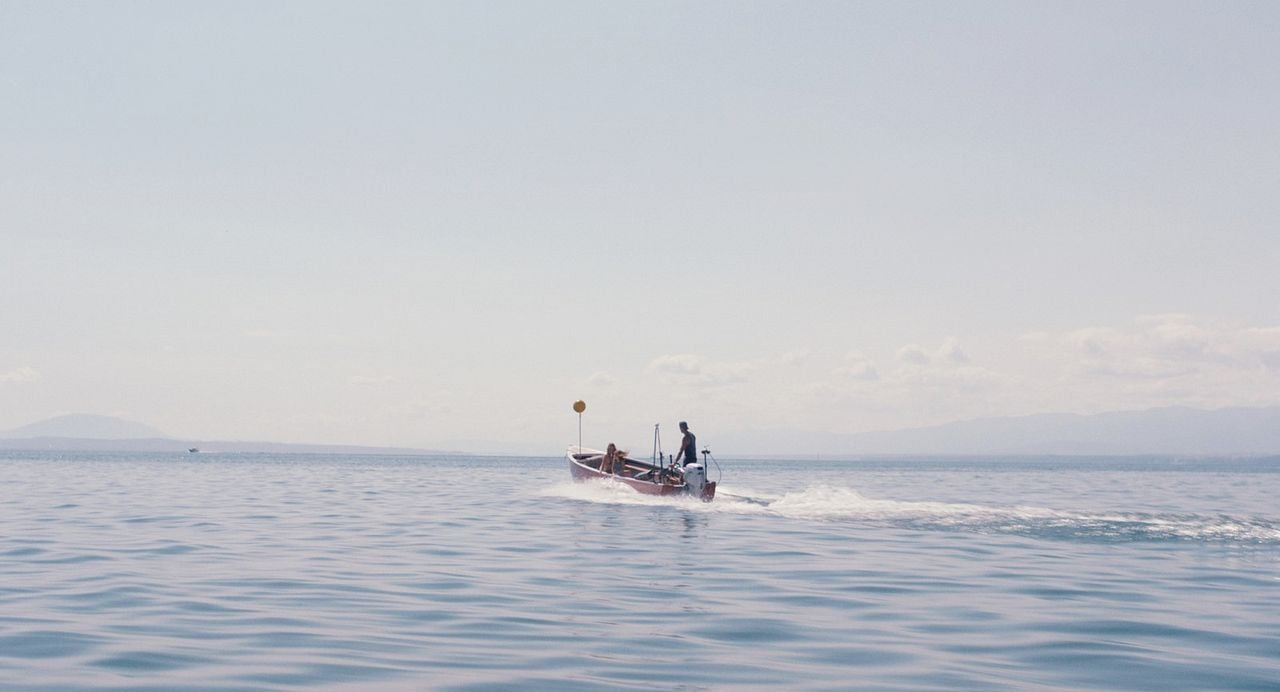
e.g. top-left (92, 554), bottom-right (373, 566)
top-left (675, 421), bottom-right (697, 466)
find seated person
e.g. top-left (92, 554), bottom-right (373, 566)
top-left (602, 443), bottom-right (629, 476)
top-left (602, 443), bottom-right (619, 474)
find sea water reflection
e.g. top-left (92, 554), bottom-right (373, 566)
top-left (0, 452), bottom-right (1276, 689)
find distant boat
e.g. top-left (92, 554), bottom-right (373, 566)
top-left (188, 448), bottom-right (199, 453)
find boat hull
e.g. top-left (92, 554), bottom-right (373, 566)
top-left (567, 447), bottom-right (716, 501)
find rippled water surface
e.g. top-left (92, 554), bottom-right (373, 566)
top-left (2, 452), bottom-right (1278, 690)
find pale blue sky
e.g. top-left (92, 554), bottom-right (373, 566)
top-left (3, 1), bottom-right (1278, 452)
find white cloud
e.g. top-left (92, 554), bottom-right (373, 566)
top-left (789, 337), bottom-right (1010, 434)
top-left (935, 337), bottom-right (970, 365)
top-left (1240, 327), bottom-right (1280, 368)
top-left (891, 364), bottom-right (1002, 392)
top-left (648, 354), bottom-right (755, 387)
top-left (0, 367), bottom-right (41, 383)
top-left (895, 344), bottom-right (931, 365)
top-left (1061, 314), bottom-right (1277, 379)
top-left (807, 339), bottom-right (1001, 416)
top-left (892, 338), bottom-right (971, 366)
top-left (887, 338), bottom-right (993, 389)
top-left (1024, 315), bottom-right (1280, 410)
top-left (586, 371), bottom-right (617, 387)
top-left (1141, 313), bottom-right (1210, 353)
top-left (778, 348), bottom-right (811, 366)
top-left (761, 319), bottom-right (1280, 437)
top-left (834, 351), bottom-right (879, 381)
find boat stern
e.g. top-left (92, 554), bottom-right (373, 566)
top-left (682, 463), bottom-right (717, 502)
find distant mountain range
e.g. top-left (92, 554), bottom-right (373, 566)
top-left (3, 413), bottom-right (168, 440)
top-left (0, 414), bottom-right (455, 456)
top-left (718, 405), bottom-right (1280, 457)
top-left (4, 407), bottom-right (1279, 457)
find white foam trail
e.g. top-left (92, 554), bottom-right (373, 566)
top-left (757, 485), bottom-right (1280, 541)
top-left (765, 485), bottom-right (994, 521)
top-left (543, 480), bottom-right (1280, 543)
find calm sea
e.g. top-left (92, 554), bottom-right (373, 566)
top-left (1, 451), bottom-right (1277, 690)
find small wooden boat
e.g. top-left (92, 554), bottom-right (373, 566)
top-left (567, 445), bottom-right (716, 502)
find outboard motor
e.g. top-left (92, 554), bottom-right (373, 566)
top-left (683, 463), bottom-right (706, 498)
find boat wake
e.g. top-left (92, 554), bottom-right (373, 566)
top-left (545, 481), bottom-right (1280, 544)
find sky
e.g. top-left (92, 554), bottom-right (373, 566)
top-left (2, 1), bottom-right (1278, 454)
